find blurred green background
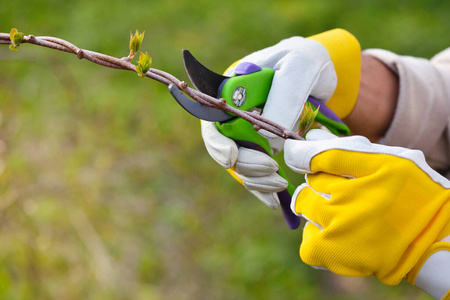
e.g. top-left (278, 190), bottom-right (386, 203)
top-left (0, 0), bottom-right (448, 299)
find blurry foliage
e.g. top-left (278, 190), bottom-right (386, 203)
top-left (0, 0), bottom-right (448, 299)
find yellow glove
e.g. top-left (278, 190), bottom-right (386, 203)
top-left (284, 130), bottom-right (450, 288)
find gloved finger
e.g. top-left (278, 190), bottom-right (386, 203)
top-left (235, 147), bottom-right (280, 177)
top-left (300, 219), bottom-right (373, 278)
top-left (305, 129), bottom-right (339, 141)
top-left (290, 183), bottom-right (331, 228)
top-left (229, 169), bottom-right (280, 209)
top-left (201, 120), bottom-right (238, 169)
top-left (242, 173), bottom-right (288, 193)
top-left (305, 172), bottom-right (349, 199)
top-left (299, 220), bottom-right (330, 270)
top-left (291, 185), bottom-right (335, 270)
top-left (284, 129), bottom-right (342, 174)
top-left (285, 130), bottom-right (381, 174)
top-left (286, 129), bottom-right (419, 176)
top-left (248, 190), bottom-right (280, 210)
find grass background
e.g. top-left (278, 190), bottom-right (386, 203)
top-left (0, 1), bottom-right (449, 299)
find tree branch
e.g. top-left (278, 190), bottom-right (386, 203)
top-left (0, 32), bottom-right (303, 141)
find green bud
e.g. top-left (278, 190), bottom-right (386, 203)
top-left (13, 32), bottom-right (24, 45)
top-left (9, 28), bottom-right (24, 51)
top-left (297, 103), bottom-right (319, 136)
top-left (136, 51), bottom-right (152, 78)
top-left (128, 29), bottom-right (145, 59)
top-left (10, 28), bottom-right (18, 41)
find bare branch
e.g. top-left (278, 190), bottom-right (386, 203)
top-left (0, 31), bottom-right (303, 141)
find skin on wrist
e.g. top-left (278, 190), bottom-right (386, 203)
top-left (343, 54), bottom-right (399, 142)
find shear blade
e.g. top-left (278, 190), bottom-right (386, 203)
top-left (182, 49), bottom-right (229, 97)
top-left (168, 84), bottom-right (234, 122)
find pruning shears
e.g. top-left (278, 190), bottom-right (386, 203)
top-left (169, 50), bottom-right (350, 229)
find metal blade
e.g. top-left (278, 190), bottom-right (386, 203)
top-left (182, 49), bottom-right (229, 97)
top-left (168, 84), bottom-right (234, 122)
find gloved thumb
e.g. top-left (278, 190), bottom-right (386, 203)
top-left (304, 129), bottom-right (339, 141)
top-left (284, 129), bottom-right (339, 174)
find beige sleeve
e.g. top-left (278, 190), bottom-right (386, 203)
top-left (363, 48), bottom-right (450, 174)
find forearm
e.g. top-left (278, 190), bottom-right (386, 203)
top-left (343, 54), bottom-right (399, 142)
top-left (343, 48), bottom-right (450, 172)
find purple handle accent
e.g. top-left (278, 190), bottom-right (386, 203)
top-left (236, 140), bottom-right (300, 229)
top-left (277, 190), bottom-right (301, 229)
top-left (307, 96), bottom-right (344, 124)
top-left (235, 62), bottom-right (262, 75)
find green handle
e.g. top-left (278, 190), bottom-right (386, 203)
top-left (221, 68), bottom-right (275, 114)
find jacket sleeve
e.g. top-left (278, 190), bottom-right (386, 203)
top-left (363, 48), bottom-right (450, 174)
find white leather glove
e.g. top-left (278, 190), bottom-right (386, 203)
top-left (202, 29), bottom-right (361, 209)
top-left (224, 36), bottom-right (337, 153)
top-left (202, 35), bottom-right (336, 209)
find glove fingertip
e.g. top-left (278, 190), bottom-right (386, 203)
top-left (305, 129), bottom-right (338, 141)
top-left (208, 145), bottom-right (238, 169)
top-left (243, 175), bottom-right (288, 194)
top-left (201, 120), bottom-right (239, 169)
top-left (290, 183), bottom-right (309, 215)
top-left (249, 190), bottom-right (280, 210)
top-left (236, 147), bottom-right (279, 175)
top-left (284, 140), bottom-right (312, 173)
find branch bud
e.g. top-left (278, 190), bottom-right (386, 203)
top-left (136, 51), bottom-right (152, 78)
top-left (9, 28), bottom-right (24, 51)
top-left (128, 29), bottom-right (145, 59)
top-left (297, 103), bottom-right (319, 136)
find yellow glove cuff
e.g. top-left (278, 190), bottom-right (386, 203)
top-left (308, 29), bottom-right (361, 119)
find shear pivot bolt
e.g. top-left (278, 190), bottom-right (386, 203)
top-left (232, 87), bottom-right (246, 107)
